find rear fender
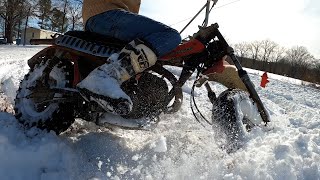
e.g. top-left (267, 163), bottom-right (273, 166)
top-left (28, 46), bottom-right (56, 69)
top-left (27, 45), bottom-right (109, 88)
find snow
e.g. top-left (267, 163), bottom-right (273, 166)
top-left (0, 45), bottom-right (319, 180)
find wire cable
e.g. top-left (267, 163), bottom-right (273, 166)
top-left (169, 0), bottom-right (242, 27)
top-left (190, 67), bottom-right (213, 127)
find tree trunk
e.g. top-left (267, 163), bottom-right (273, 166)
top-left (5, 20), bottom-right (13, 44)
top-left (17, 18), bottom-right (21, 45)
top-left (62, 0), bottom-right (67, 33)
top-left (23, 7), bottom-right (31, 46)
top-left (23, 16), bottom-right (28, 46)
top-left (71, 16), bottom-right (75, 30)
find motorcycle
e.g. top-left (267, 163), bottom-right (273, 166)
top-left (14, 0), bottom-right (270, 151)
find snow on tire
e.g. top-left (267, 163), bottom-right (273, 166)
top-left (0, 92), bottom-right (14, 114)
top-left (212, 89), bottom-right (263, 153)
top-left (14, 60), bottom-right (74, 134)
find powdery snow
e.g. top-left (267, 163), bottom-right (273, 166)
top-left (0, 45), bottom-right (319, 180)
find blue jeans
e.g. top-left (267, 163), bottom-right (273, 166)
top-left (85, 10), bottom-right (181, 57)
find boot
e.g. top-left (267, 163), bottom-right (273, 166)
top-left (77, 39), bottom-right (157, 115)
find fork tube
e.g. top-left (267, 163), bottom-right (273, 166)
top-left (214, 29), bottom-right (270, 123)
top-left (229, 53), bottom-right (270, 123)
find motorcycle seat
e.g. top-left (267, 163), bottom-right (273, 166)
top-left (65, 30), bottom-right (127, 48)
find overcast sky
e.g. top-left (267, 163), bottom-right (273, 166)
top-left (140, 0), bottom-right (320, 59)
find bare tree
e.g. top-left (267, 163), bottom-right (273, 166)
top-left (272, 46), bottom-right (286, 63)
top-left (50, 7), bottom-right (65, 32)
top-left (285, 46), bottom-right (313, 66)
top-left (0, 0), bottom-right (4, 35)
top-left (68, 0), bottom-right (82, 30)
top-left (259, 39), bottom-right (278, 62)
top-left (0, 0), bottom-right (38, 43)
top-left (248, 40), bottom-right (262, 61)
top-left (285, 46), bottom-right (314, 78)
top-left (37, 0), bottom-right (52, 29)
top-left (52, 0), bottom-right (83, 32)
top-left (22, 0), bottom-right (38, 45)
top-left (315, 63), bottom-right (320, 81)
top-left (234, 42), bottom-right (250, 60)
top-left (51, 0), bottom-right (69, 32)
top-left (0, 0), bottom-right (25, 43)
top-left (0, 16), bottom-right (4, 37)
top-left (61, 0), bottom-right (68, 32)
top-left (0, 0), bottom-right (5, 36)
top-left (256, 39), bottom-right (278, 70)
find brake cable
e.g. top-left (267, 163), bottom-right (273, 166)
top-left (190, 65), bottom-right (213, 127)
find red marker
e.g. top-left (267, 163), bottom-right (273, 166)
top-left (260, 72), bottom-right (269, 88)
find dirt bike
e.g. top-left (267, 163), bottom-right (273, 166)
top-left (14, 0), bottom-right (270, 151)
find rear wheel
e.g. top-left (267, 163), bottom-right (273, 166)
top-left (212, 89), bottom-right (262, 153)
top-left (15, 59), bottom-right (75, 134)
top-left (121, 72), bottom-right (169, 119)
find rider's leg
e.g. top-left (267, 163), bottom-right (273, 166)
top-left (85, 9), bottom-right (181, 57)
top-left (77, 10), bottom-right (181, 115)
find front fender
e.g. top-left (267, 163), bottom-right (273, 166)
top-left (197, 60), bottom-right (248, 91)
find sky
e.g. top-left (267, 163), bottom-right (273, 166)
top-left (140, 0), bottom-right (320, 59)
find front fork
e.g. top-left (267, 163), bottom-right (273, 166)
top-left (225, 54), bottom-right (269, 123)
top-left (195, 23), bottom-right (271, 123)
top-left (228, 51), bottom-right (270, 123)
top-left (215, 31), bottom-right (270, 123)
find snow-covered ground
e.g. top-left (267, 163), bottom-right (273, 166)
top-left (0, 45), bottom-right (319, 180)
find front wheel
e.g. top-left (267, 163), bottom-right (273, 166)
top-left (14, 59), bottom-right (75, 134)
top-left (212, 89), bottom-right (263, 153)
